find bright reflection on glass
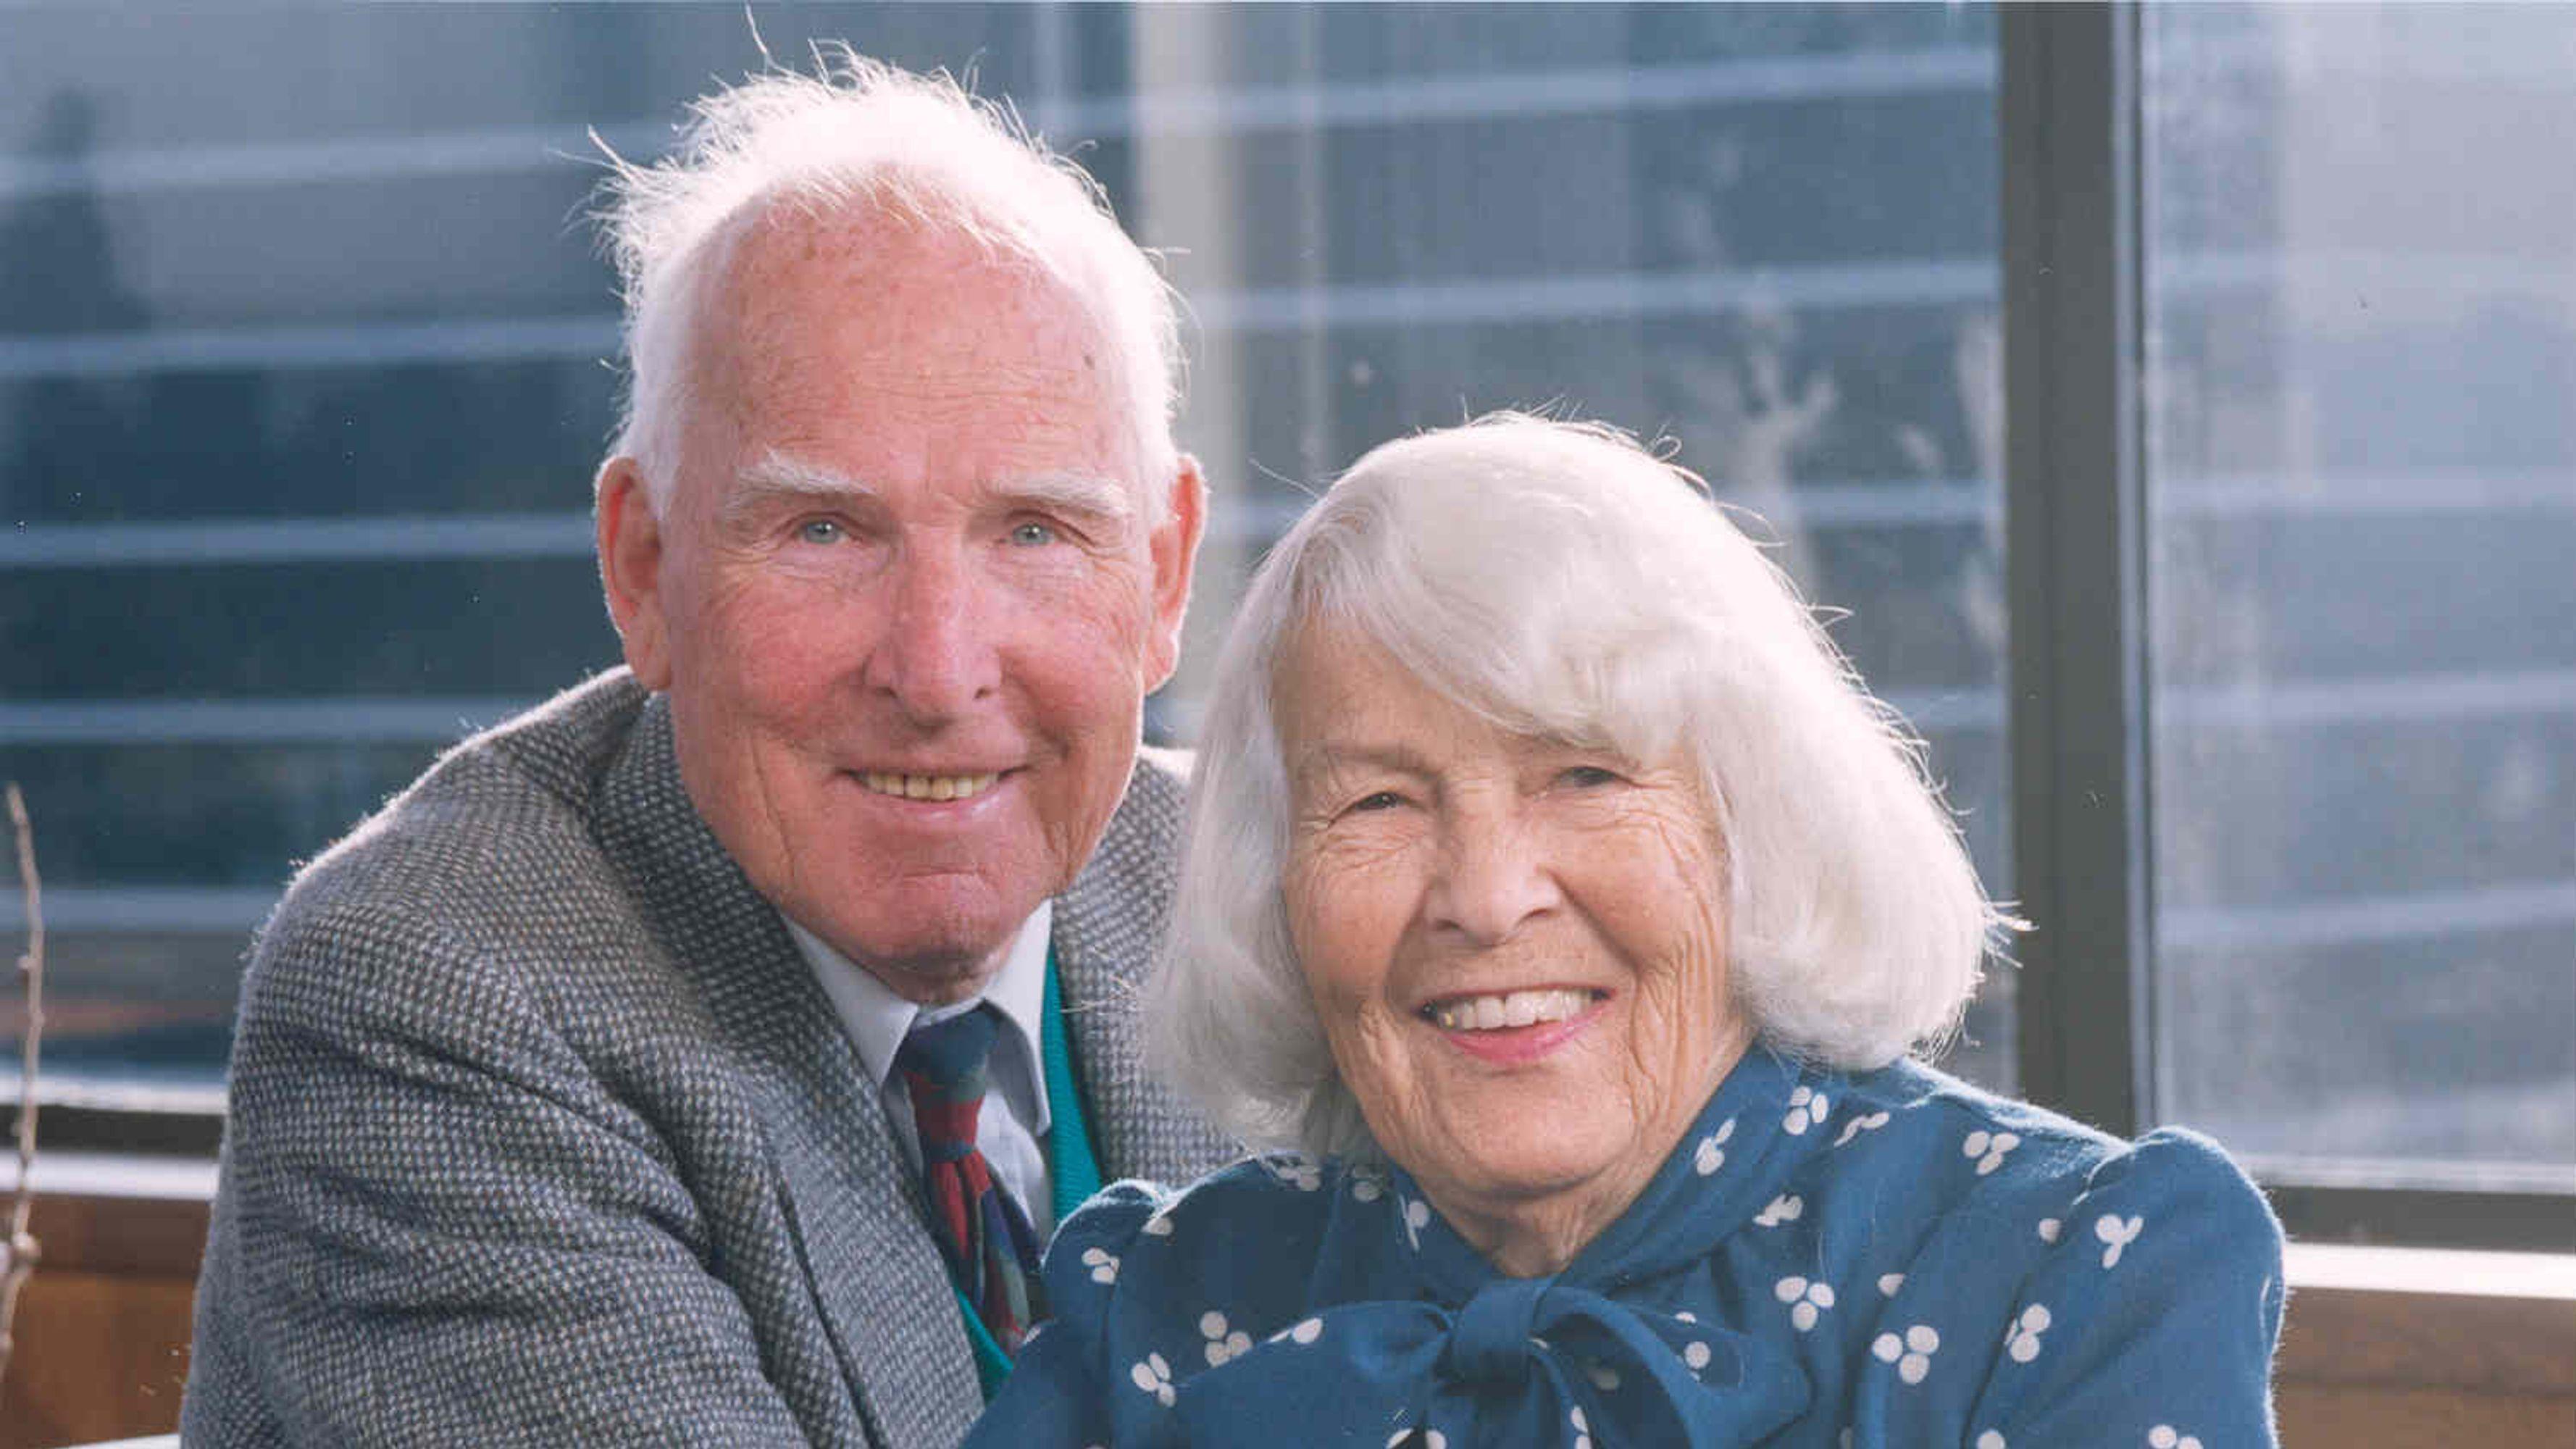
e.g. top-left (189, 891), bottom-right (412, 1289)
top-left (1, 4), bottom-right (2010, 1101)
top-left (2144, 4), bottom-right (2576, 1192)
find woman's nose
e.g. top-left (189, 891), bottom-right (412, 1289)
top-left (1425, 810), bottom-right (1563, 945)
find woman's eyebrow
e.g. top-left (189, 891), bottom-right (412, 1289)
top-left (1292, 740), bottom-right (1437, 785)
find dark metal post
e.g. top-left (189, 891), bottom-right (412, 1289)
top-left (2000, 1), bottom-right (2151, 1137)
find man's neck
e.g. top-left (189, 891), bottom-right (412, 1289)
top-left (783, 903), bottom-right (1055, 1121)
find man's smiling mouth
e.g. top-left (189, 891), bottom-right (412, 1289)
top-left (858, 772), bottom-right (1003, 801)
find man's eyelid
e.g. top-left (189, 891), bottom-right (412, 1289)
top-left (1005, 514), bottom-right (1074, 547)
top-left (992, 476), bottom-right (1132, 539)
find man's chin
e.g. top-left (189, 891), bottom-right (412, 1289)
top-left (863, 949), bottom-right (1008, 1007)
top-left (817, 911), bottom-right (1026, 1005)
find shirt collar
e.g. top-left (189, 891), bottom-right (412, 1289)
top-left (786, 899), bottom-right (1053, 1131)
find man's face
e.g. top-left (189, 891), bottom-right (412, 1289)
top-left (601, 212), bottom-right (1202, 1004)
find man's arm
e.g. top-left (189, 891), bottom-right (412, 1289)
top-left (185, 902), bottom-right (849, 1448)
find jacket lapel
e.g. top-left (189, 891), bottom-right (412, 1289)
top-left (1053, 748), bottom-right (1242, 1185)
top-left (595, 693), bottom-right (982, 1445)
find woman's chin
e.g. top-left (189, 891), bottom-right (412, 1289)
top-left (1409, 1122), bottom-right (1651, 1232)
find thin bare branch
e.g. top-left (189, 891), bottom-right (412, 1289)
top-left (0, 782), bottom-right (44, 1406)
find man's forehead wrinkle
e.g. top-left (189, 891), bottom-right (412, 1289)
top-left (685, 201), bottom-right (1148, 529)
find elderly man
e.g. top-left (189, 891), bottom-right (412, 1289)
top-left (185, 55), bottom-right (1234, 1447)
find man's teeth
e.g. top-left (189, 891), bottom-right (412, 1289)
top-left (860, 772), bottom-right (1000, 802)
top-left (1426, 988), bottom-right (1594, 1032)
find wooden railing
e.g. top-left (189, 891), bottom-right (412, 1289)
top-left (4, 1176), bottom-right (2571, 1448)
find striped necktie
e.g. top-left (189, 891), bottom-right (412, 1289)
top-left (896, 1005), bottom-right (1046, 1353)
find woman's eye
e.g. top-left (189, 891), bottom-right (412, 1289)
top-left (1008, 521), bottom-right (1059, 547)
top-left (1558, 765), bottom-right (1623, 789)
top-left (1349, 790), bottom-right (1405, 813)
top-left (795, 519), bottom-right (845, 546)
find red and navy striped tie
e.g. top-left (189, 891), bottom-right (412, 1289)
top-left (897, 1006), bottom-right (1045, 1354)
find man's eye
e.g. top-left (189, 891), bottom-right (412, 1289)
top-left (795, 519), bottom-right (845, 546)
top-left (1008, 521), bottom-right (1060, 547)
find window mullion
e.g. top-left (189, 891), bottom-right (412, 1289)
top-left (1999, 1), bottom-right (2152, 1137)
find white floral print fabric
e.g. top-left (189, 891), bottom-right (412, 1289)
top-left (966, 1055), bottom-right (2287, 1449)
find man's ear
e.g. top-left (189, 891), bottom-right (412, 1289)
top-left (596, 456), bottom-right (674, 691)
top-left (1144, 454), bottom-right (1208, 691)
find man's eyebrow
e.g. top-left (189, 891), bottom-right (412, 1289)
top-left (718, 456), bottom-right (1137, 533)
top-left (720, 452), bottom-right (882, 527)
top-left (993, 472), bottom-right (1137, 530)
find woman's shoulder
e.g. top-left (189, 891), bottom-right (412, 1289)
top-left (1757, 1058), bottom-right (2285, 1445)
top-left (1839, 1058), bottom-right (2267, 1201)
top-left (1058, 1152), bottom-right (1345, 1249)
top-left (1808, 1056), bottom-right (2281, 1294)
top-left (1044, 1153), bottom-right (1354, 1316)
top-left (1805, 1065), bottom-right (2286, 1445)
top-left (1029, 1154), bottom-right (1357, 1403)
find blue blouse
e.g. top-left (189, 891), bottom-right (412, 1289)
top-left (970, 1051), bottom-right (2284, 1448)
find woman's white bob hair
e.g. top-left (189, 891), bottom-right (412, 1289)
top-left (593, 46), bottom-right (1182, 519)
top-left (1150, 414), bottom-right (2011, 1160)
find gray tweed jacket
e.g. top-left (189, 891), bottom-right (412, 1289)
top-left (183, 669), bottom-right (1237, 1448)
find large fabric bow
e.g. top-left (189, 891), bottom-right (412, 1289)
top-left (1168, 1271), bottom-right (1809, 1446)
top-left (1163, 1053), bottom-right (1823, 1445)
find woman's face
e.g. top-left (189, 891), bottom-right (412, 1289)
top-left (1277, 628), bottom-right (1752, 1273)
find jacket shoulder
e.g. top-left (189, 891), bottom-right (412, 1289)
top-left (245, 671), bottom-right (661, 1022)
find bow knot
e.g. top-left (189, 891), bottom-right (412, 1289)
top-left (1442, 1276), bottom-right (1555, 1386)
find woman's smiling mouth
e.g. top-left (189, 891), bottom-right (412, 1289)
top-left (1420, 987), bottom-right (1605, 1032)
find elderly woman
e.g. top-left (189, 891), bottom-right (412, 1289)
top-left (971, 416), bottom-right (2282, 1447)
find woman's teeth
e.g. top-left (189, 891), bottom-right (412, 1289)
top-left (860, 772), bottom-right (1000, 801)
top-left (1424, 988), bottom-right (1594, 1032)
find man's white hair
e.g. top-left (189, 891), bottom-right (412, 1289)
top-left (595, 47), bottom-right (1182, 517)
top-left (1149, 413), bottom-right (2010, 1160)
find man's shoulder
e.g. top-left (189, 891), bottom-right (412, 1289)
top-left (1123, 743), bottom-right (1193, 828)
top-left (1069, 744), bottom-right (1192, 909)
top-left (252, 670), bottom-right (661, 990)
top-left (1136, 742), bottom-right (1194, 783)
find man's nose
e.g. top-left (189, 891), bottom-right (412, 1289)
top-left (863, 543), bottom-right (1001, 724)
top-left (1425, 807), bottom-right (1563, 945)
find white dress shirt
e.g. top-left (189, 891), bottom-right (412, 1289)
top-left (787, 901), bottom-right (1058, 1237)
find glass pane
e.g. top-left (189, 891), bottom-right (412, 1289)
top-left (2144, 3), bottom-right (2576, 1192)
top-left (3, 2), bottom-right (2011, 1104)
top-left (1132, 2), bottom-right (2012, 1086)
top-left (1, 1), bottom-right (1068, 1104)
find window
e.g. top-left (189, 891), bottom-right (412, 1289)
top-left (1, 1), bottom-right (2563, 1250)
top-left (2141, 4), bottom-right (2575, 1200)
top-left (2004, 1), bottom-right (2573, 1248)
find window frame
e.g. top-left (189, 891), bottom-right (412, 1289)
top-left (15, 0), bottom-right (2570, 1255)
top-left (1996, 1), bottom-right (2571, 1253)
